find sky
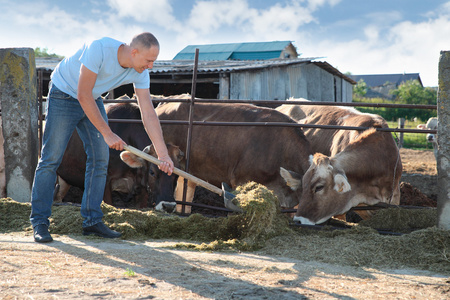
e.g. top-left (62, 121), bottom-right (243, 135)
top-left (1, 0), bottom-right (449, 87)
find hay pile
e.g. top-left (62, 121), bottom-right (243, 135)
top-left (0, 182), bottom-right (289, 250)
top-left (359, 207), bottom-right (437, 233)
top-left (263, 225), bottom-right (450, 274)
top-left (1, 182), bottom-right (449, 274)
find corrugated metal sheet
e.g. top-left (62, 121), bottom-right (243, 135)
top-left (175, 52), bottom-right (232, 61)
top-left (152, 57), bottom-right (314, 73)
top-left (151, 58), bottom-right (355, 86)
top-left (230, 51), bottom-right (281, 60)
top-left (35, 57), bottom-right (62, 70)
top-left (173, 41), bottom-right (293, 60)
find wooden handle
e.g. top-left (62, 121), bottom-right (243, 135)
top-left (123, 145), bottom-right (223, 196)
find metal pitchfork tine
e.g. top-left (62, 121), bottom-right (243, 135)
top-left (122, 145), bottom-right (243, 213)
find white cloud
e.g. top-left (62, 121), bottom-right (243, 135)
top-left (248, 2), bottom-right (315, 40)
top-left (300, 10), bottom-right (450, 87)
top-left (306, 0), bottom-right (341, 10)
top-left (181, 0), bottom-right (322, 43)
top-left (185, 0), bottom-right (255, 35)
top-left (107, 0), bottom-right (182, 31)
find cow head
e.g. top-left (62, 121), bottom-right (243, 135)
top-left (417, 117), bottom-right (438, 160)
top-left (293, 153), bottom-right (352, 225)
top-left (120, 144), bottom-right (184, 213)
top-left (417, 117), bottom-right (438, 144)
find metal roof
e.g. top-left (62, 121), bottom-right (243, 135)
top-left (349, 73), bottom-right (422, 87)
top-left (173, 41), bottom-right (294, 60)
top-left (34, 55), bottom-right (355, 84)
top-left (151, 58), bottom-right (356, 84)
top-left (35, 57), bottom-right (62, 70)
top-left (152, 57), bottom-right (314, 73)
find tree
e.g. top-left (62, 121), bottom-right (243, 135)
top-left (34, 47), bottom-right (63, 58)
top-left (354, 80), bottom-right (437, 122)
top-left (353, 79), bottom-right (368, 97)
top-left (390, 80), bottom-right (437, 121)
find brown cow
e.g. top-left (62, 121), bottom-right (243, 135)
top-left (276, 100), bottom-right (388, 156)
top-left (277, 101), bottom-right (402, 224)
top-left (153, 102), bottom-right (313, 211)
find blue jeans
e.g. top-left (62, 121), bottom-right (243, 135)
top-left (30, 84), bottom-right (109, 228)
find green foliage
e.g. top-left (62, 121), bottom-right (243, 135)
top-left (353, 80), bottom-right (437, 122)
top-left (34, 47), bottom-right (63, 58)
top-left (353, 79), bottom-right (368, 97)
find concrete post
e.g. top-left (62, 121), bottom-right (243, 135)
top-left (0, 48), bottom-right (38, 203)
top-left (437, 51), bottom-right (450, 229)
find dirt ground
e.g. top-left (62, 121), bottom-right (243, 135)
top-left (1, 148), bottom-right (449, 300)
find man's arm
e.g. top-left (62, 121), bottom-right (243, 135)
top-left (134, 88), bottom-right (174, 175)
top-left (78, 65), bottom-right (125, 150)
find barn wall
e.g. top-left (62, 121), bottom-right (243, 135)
top-left (303, 64), bottom-right (321, 101)
top-left (228, 63), bottom-right (353, 102)
top-left (320, 68), bottom-right (335, 101)
top-left (287, 64), bottom-right (308, 99)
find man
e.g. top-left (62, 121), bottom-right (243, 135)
top-left (30, 32), bottom-right (174, 243)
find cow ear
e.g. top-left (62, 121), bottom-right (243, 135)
top-left (417, 124), bottom-right (426, 129)
top-left (334, 173), bottom-right (351, 193)
top-left (280, 167), bottom-right (302, 191)
top-left (120, 151), bottom-right (145, 168)
top-left (144, 145), bottom-right (156, 156)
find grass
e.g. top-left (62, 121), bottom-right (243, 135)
top-left (387, 120), bottom-right (434, 150)
top-left (124, 268), bottom-right (136, 277)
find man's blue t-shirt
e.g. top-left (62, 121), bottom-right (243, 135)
top-left (51, 37), bottom-right (150, 99)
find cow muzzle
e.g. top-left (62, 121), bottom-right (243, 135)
top-left (155, 201), bottom-right (176, 213)
top-left (293, 215), bottom-right (315, 225)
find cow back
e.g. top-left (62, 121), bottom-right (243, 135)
top-left (156, 102), bottom-right (313, 203)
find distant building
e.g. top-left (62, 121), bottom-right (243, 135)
top-left (349, 73), bottom-right (423, 99)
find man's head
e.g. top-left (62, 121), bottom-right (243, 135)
top-left (130, 32), bottom-right (160, 73)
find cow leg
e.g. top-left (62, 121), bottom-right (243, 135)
top-left (54, 176), bottom-right (71, 202)
top-left (103, 178), bottom-right (113, 205)
top-left (175, 177), bottom-right (196, 214)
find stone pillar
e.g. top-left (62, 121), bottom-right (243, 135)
top-left (437, 51), bottom-right (450, 229)
top-left (0, 48), bottom-right (38, 202)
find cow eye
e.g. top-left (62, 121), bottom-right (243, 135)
top-left (314, 185), bottom-right (324, 193)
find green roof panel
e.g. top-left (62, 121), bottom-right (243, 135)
top-left (173, 41), bottom-right (293, 61)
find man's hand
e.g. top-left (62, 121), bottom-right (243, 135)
top-left (157, 155), bottom-right (174, 176)
top-left (103, 131), bottom-right (126, 151)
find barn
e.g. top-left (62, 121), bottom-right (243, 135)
top-left (36, 41), bottom-right (356, 103)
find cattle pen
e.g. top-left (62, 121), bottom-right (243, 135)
top-left (32, 50), bottom-right (446, 235)
top-left (3, 48), bottom-right (450, 300)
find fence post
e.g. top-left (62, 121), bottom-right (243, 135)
top-left (397, 118), bottom-right (404, 148)
top-left (437, 51), bottom-right (450, 230)
top-left (0, 48), bottom-right (38, 202)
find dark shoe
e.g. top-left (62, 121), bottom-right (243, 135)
top-left (33, 224), bottom-right (53, 243)
top-left (82, 222), bottom-right (121, 239)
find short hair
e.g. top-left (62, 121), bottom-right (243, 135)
top-left (130, 32), bottom-right (159, 50)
